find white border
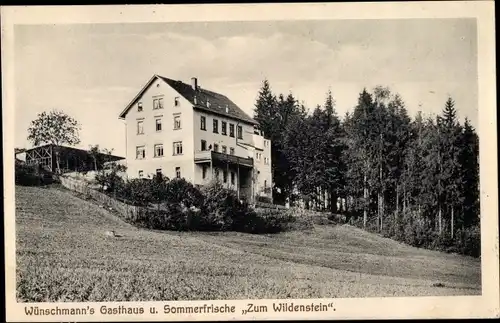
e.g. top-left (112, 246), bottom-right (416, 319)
top-left (2, 2), bottom-right (498, 321)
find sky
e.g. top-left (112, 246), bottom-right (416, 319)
top-left (14, 19), bottom-right (478, 157)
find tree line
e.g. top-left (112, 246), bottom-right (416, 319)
top-left (254, 80), bottom-right (480, 255)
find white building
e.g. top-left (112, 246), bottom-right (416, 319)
top-left (118, 75), bottom-right (273, 202)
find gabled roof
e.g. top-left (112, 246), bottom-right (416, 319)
top-left (118, 75), bottom-right (258, 125)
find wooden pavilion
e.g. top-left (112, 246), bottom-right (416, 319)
top-left (21, 144), bottom-right (124, 173)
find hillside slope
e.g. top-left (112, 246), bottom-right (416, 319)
top-left (15, 185), bottom-right (481, 302)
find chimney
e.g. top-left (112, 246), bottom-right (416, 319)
top-left (191, 77), bottom-right (198, 91)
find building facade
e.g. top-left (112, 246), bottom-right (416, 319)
top-left (118, 75), bottom-right (272, 202)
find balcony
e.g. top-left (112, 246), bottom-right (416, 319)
top-left (194, 150), bottom-right (254, 168)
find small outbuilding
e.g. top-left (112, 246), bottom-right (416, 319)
top-left (20, 144), bottom-right (124, 173)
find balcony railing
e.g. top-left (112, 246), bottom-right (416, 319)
top-left (194, 150), bottom-right (254, 168)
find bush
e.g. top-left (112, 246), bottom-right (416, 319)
top-left (256, 195), bottom-right (272, 204)
top-left (119, 178), bottom-right (154, 206)
top-left (242, 208), bottom-right (297, 234)
top-left (138, 204), bottom-right (201, 231)
top-left (80, 175), bottom-right (303, 234)
top-left (327, 213), bottom-right (347, 225)
top-left (201, 181), bottom-right (245, 231)
top-left (164, 178), bottom-right (204, 208)
top-left (15, 163), bottom-right (54, 186)
top-left (95, 162), bottom-right (126, 194)
top-left (454, 226), bottom-right (481, 257)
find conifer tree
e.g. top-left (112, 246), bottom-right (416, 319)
top-left (459, 118), bottom-right (480, 228)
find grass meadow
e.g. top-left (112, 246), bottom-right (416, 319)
top-left (15, 185), bottom-right (481, 302)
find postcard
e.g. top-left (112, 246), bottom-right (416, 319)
top-left (2, 2), bottom-right (498, 321)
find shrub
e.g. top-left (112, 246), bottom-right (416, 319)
top-left (128, 178), bottom-right (205, 231)
top-left (95, 162), bottom-right (126, 194)
top-left (15, 163), bottom-right (54, 186)
top-left (139, 204), bottom-right (201, 231)
top-left (72, 174), bottom-right (306, 234)
top-left (119, 178), bottom-right (154, 206)
top-left (200, 181), bottom-right (244, 231)
top-left (164, 178), bottom-right (204, 208)
top-left (327, 213), bottom-right (347, 225)
top-left (241, 208), bottom-right (292, 234)
top-left (453, 226), bottom-right (481, 257)
top-left (256, 195), bottom-right (272, 204)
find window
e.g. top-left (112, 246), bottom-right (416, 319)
top-left (214, 168), bottom-right (220, 179)
top-left (138, 102), bottom-right (143, 112)
top-left (201, 140), bottom-right (207, 151)
top-left (137, 120), bottom-right (144, 134)
top-left (156, 169), bottom-right (162, 177)
top-left (229, 124), bottom-right (235, 137)
top-left (264, 180), bottom-right (267, 189)
top-left (175, 167), bottom-right (181, 179)
top-left (231, 172), bottom-right (235, 185)
top-left (229, 147), bottom-right (235, 155)
top-left (237, 125), bottom-right (243, 139)
top-left (156, 118), bottom-right (162, 132)
top-left (223, 170), bottom-right (228, 183)
top-left (213, 119), bottom-right (219, 133)
top-left (222, 146), bottom-right (227, 154)
top-left (174, 115), bottom-right (181, 130)
top-left (221, 121), bottom-right (227, 135)
top-left (213, 143), bottom-right (219, 152)
top-left (138, 170), bottom-right (144, 178)
top-left (174, 97), bottom-right (180, 107)
top-left (256, 153), bottom-right (261, 161)
top-left (200, 116), bottom-right (206, 130)
top-left (136, 146), bottom-right (145, 159)
top-left (154, 144), bottom-right (164, 157)
top-left (264, 157), bottom-right (269, 165)
top-left (153, 97), bottom-right (164, 110)
top-left (202, 165), bottom-right (207, 179)
top-left (173, 142), bottom-right (183, 155)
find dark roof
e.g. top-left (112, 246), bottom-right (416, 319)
top-left (25, 144), bottom-right (124, 161)
top-left (158, 76), bottom-right (257, 125)
top-left (119, 75), bottom-right (258, 125)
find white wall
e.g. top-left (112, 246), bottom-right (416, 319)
top-left (251, 134), bottom-right (272, 199)
top-left (124, 77), bottom-right (195, 180)
top-left (192, 109), bottom-right (255, 184)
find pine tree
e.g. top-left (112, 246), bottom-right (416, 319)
top-left (344, 89), bottom-right (378, 228)
top-left (439, 97), bottom-right (463, 238)
top-left (459, 118), bottom-right (480, 228)
top-left (322, 90), bottom-right (345, 213)
top-left (254, 80), bottom-right (305, 204)
top-left (254, 79), bottom-right (277, 134)
top-left (385, 94), bottom-right (411, 232)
